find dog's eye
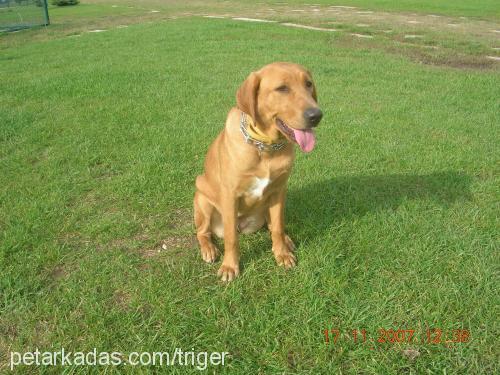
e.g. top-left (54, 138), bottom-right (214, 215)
top-left (306, 80), bottom-right (313, 88)
top-left (276, 85), bottom-right (289, 93)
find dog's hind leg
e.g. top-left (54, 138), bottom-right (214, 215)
top-left (194, 191), bottom-right (220, 263)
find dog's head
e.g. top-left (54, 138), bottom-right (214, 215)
top-left (236, 62), bottom-right (322, 153)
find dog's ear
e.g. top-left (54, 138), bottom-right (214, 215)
top-left (236, 72), bottom-right (261, 122)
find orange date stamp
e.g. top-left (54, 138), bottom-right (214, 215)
top-left (323, 328), bottom-right (470, 349)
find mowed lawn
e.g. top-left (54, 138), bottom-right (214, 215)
top-left (1, 9), bottom-right (499, 375)
top-left (271, 0), bottom-right (500, 17)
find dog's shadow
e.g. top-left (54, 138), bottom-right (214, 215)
top-left (241, 171), bottom-right (473, 262)
top-left (288, 171), bottom-right (473, 239)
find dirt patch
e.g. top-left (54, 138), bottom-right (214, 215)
top-left (293, 4), bottom-right (497, 41)
top-left (166, 207), bottom-right (193, 230)
top-left (137, 263), bottom-right (151, 271)
top-left (49, 265), bottom-right (68, 281)
top-left (57, 207), bottom-right (195, 256)
top-left (351, 33), bottom-right (374, 38)
top-left (0, 336), bottom-right (11, 374)
top-left (31, 320), bottom-right (55, 349)
top-left (28, 147), bottom-right (51, 166)
top-left (286, 351), bottom-right (297, 370)
top-left (161, 234), bottom-right (197, 249)
top-left (112, 290), bottom-right (132, 310)
top-left (402, 348), bottom-right (421, 360)
top-left (233, 17), bottom-right (276, 23)
top-left (58, 231), bottom-right (92, 250)
top-left (0, 320), bottom-right (17, 341)
top-left (333, 32), bottom-right (497, 71)
top-left (393, 45), bottom-right (497, 69)
top-left (282, 22), bottom-right (336, 31)
top-left (227, 3), bottom-right (499, 68)
top-left (140, 234), bottom-right (197, 258)
top-left (106, 236), bottom-right (140, 251)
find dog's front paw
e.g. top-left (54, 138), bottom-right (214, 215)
top-left (273, 250), bottom-right (296, 269)
top-left (217, 263), bottom-right (240, 282)
top-left (200, 242), bottom-right (220, 263)
top-left (273, 234), bottom-right (296, 269)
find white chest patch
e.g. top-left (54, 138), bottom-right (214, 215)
top-left (248, 177), bottom-right (270, 198)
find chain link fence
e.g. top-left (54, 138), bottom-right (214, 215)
top-left (0, 0), bottom-right (49, 32)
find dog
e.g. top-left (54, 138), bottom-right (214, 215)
top-left (194, 62), bottom-right (323, 281)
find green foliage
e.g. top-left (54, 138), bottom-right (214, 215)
top-left (52, 0), bottom-right (78, 6)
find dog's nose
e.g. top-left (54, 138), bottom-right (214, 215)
top-left (303, 108), bottom-right (323, 128)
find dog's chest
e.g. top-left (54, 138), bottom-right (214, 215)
top-left (247, 177), bottom-right (271, 198)
top-left (240, 152), bottom-right (293, 205)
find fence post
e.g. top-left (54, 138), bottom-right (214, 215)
top-left (43, 0), bottom-right (50, 26)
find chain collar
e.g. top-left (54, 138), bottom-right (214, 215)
top-left (239, 112), bottom-right (287, 153)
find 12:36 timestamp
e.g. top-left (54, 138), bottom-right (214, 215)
top-left (323, 328), bottom-right (470, 347)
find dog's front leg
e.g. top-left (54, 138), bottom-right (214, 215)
top-left (217, 194), bottom-right (240, 281)
top-left (268, 190), bottom-right (296, 269)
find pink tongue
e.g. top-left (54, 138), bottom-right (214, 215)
top-left (292, 128), bottom-right (316, 152)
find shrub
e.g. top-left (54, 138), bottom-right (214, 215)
top-left (52, 0), bottom-right (79, 6)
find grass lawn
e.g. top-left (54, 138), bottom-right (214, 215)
top-left (263, 0), bottom-right (500, 18)
top-left (1, 1), bottom-right (499, 373)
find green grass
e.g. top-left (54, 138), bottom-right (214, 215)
top-left (261, 0), bottom-right (500, 18)
top-left (1, 3), bottom-right (499, 374)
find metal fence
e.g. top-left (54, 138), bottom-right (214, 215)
top-left (0, 0), bottom-right (49, 32)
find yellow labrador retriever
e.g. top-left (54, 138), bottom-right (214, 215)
top-left (194, 62), bottom-right (322, 281)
